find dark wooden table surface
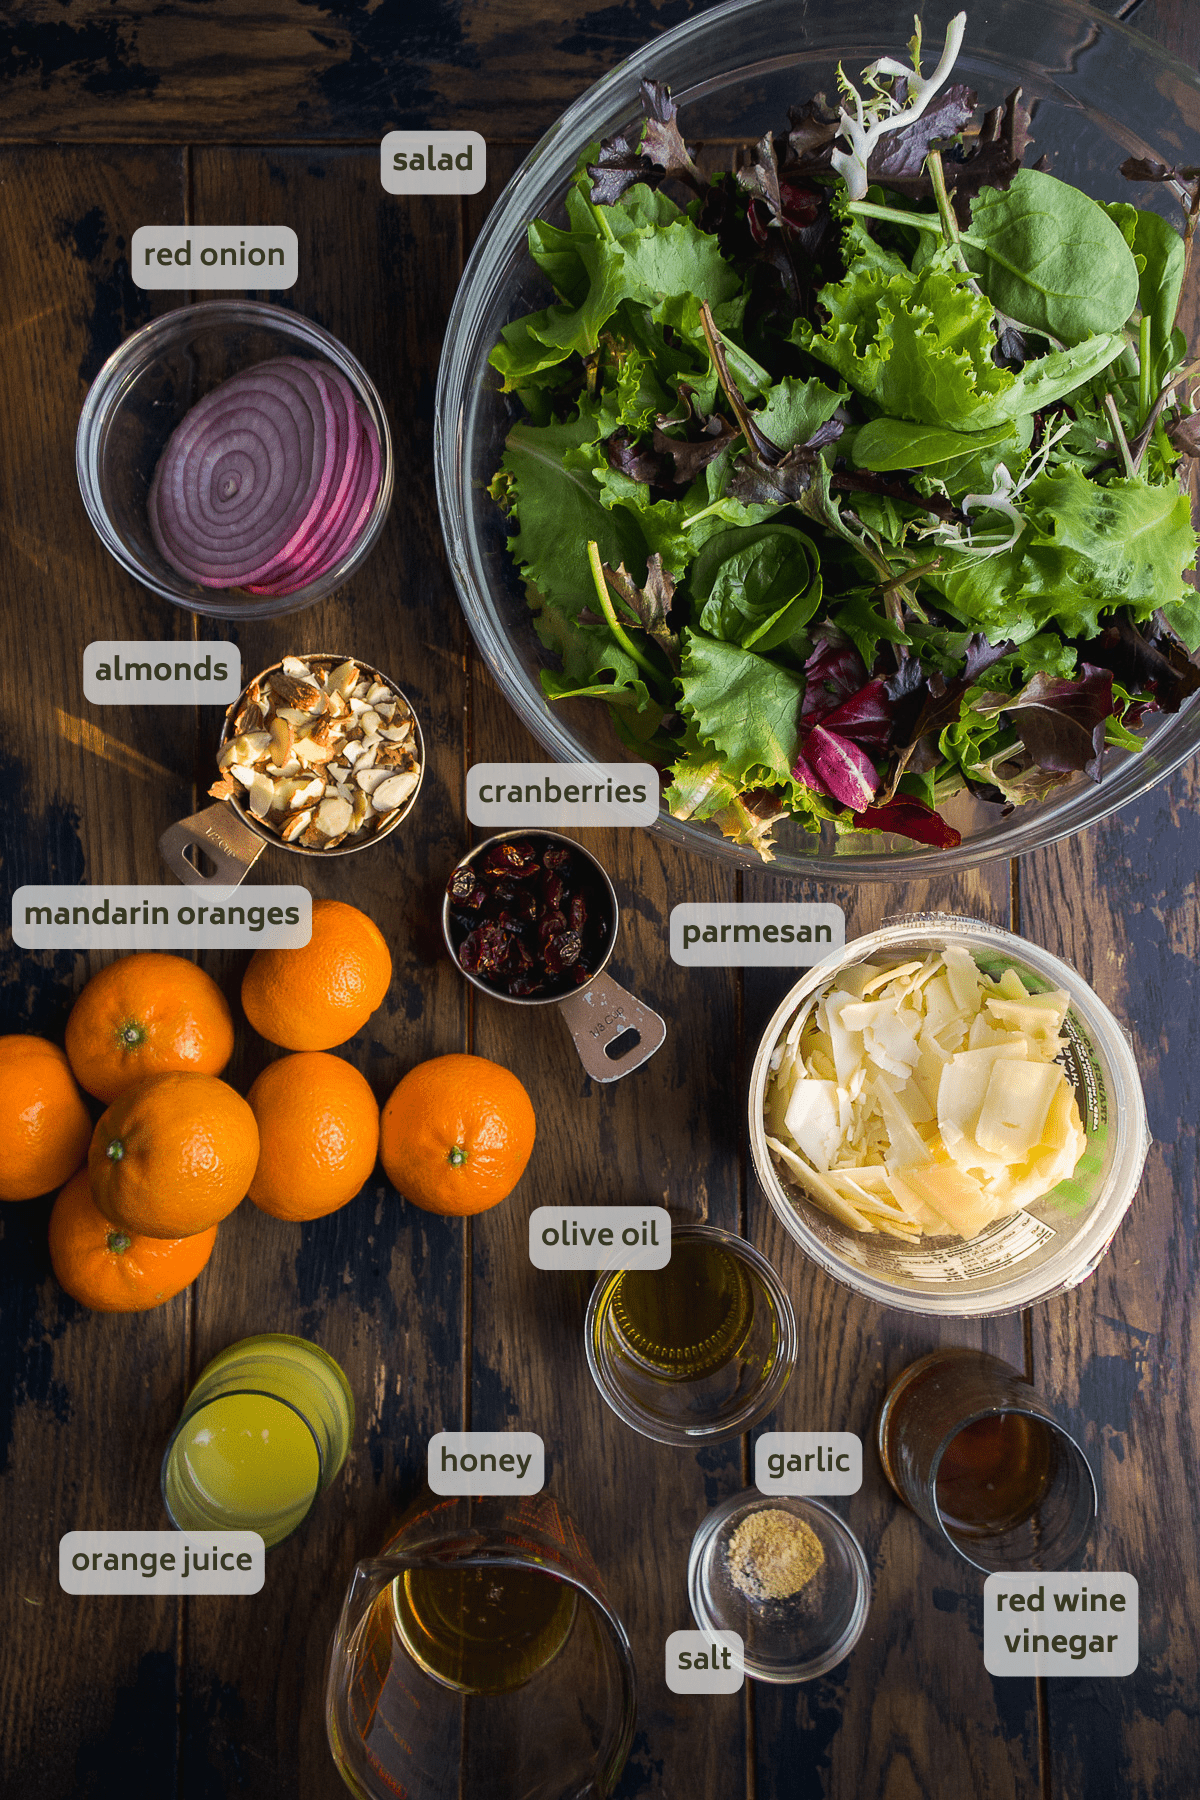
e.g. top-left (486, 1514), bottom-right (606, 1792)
top-left (2, 3), bottom-right (1197, 1797)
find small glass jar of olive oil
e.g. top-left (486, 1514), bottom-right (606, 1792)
top-left (585, 1224), bottom-right (797, 1444)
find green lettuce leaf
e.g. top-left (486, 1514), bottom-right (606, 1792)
top-left (800, 242), bottom-right (1124, 432)
top-left (492, 403), bottom-right (644, 614)
top-left (1104, 200), bottom-right (1186, 387)
top-left (925, 466), bottom-right (1199, 641)
top-left (677, 629), bottom-right (806, 785)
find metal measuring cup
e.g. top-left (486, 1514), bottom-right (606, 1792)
top-left (158, 652), bottom-right (425, 887)
top-left (442, 830), bottom-right (666, 1083)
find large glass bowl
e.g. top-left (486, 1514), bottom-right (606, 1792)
top-left (435, 0), bottom-right (1200, 879)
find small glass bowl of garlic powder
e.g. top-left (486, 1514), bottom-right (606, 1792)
top-left (688, 1493), bottom-right (870, 1683)
top-left (748, 917), bottom-right (1149, 1318)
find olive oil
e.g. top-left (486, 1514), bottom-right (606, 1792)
top-left (935, 1411), bottom-right (1054, 1538)
top-left (609, 1238), bottom-right (755, 1380)
top-left (391, 1563), bottom-right (578, 1694)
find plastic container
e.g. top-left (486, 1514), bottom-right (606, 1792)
top-left (435, 0), bottom-right (1200, 879)
top-left (77, 300), bottom-right (393, 619)
top-left (747, 917), bottom-right (1150, 1317)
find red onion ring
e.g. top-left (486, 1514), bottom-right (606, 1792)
top-left (149, 355), bottom-right (378, 593)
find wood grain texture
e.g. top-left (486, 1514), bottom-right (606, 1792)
top-left (0, 147), bottom-right (191, 1800)
top-left (4, 1), bottom-right (1200, 1794)
top-left (1019, 768), bottom-right (1200, 1800)
top-left (0, 0), bottom-right (740, 143)
top-left (175, 149), bottom-right (471, 1798)
top-left (743, 864), bottom-right (1041, 1800)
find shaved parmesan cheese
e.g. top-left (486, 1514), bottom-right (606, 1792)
top-left (783, 1079), bottom-right (843, 1171)
top-left (765, 948), bottom-right (1087, 1242)
top-left (975, 1058), bottom-right (1063, 1158)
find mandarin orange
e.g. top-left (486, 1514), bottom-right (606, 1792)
top-left (247, 1052), bottom-right (380, 1221)
top-left (89, 1071), bottom-right (258, 1238)
top-left (49, 1168), bottom-right (218, 1311)
top-left (65, 952), bottom-right (234, 1102)
top-left (241, 899), bottom-right (391, 1051)
top-left (0, 1035), bottom-right (93, 1202)
top-left (379, 1053), bottom-right (535, 1215)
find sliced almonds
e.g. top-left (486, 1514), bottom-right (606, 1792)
top-left (211, 654), bottom-right (421, 850)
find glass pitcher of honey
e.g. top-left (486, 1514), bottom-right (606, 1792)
top-left (325, 1493), bottom-right (636, 1800)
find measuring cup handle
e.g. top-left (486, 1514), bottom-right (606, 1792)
top-left (158, 803), bottom-right (266, 888)
top-left (558, 974), bottom-right (666, 1082)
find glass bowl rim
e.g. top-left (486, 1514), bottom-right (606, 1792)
top-left (434, 0), bottom-right (1200, 880)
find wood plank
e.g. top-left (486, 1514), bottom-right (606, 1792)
top-left (170, 147), bottom-right (471, 1797)
top-left (460, 132), bottom-right (750, 1796)
top-left (0, 0), bottom-right (736, 143)
top-left (1019, 770), bottom-right (1200, 1800)
top-left (744, 862), bottom-right (1037, 1800)
top-left (0, 0), bottom-right (1147, 147)
top-left (0, 144), bottom-right (191, 1800)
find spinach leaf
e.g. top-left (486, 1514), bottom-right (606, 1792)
top-left (853, 415), bottom-right (1016, 471)
top-left (1103, 200), bottom-right (1186, 387)
top-left (690, 523), bottom-right (822, 654)
top-left (964, 169), bottom-right (1139, 342)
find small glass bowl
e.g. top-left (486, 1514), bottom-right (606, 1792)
top-left (76, 300), bottom-right (394, 620)
top-left (585, 1224), bottom-right (796, 1445)
top-left (688, 1491), bottom-right (870, 1683)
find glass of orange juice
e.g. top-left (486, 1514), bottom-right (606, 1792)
top-left (161, 1333), bottom-right (354, 1549)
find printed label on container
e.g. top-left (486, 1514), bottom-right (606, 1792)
top-left (529, 1207), bottom-right (671, 1271)
top-left (60, 1531), bottom-right (264, 1595)
top-left (984, 1573), bottom-right (1137, 1676)
top-left (665, 1629), bottom-right (744, 1694)
top-left (754, 1432), bottom-right (863, 1496)
top-left (12, 886), bottom-right (311, 950)
top-left (671, 904), bottom-right (845, 967)
top-left (891, 1211), bottom-right (1057, 1283)
top-left (131, 226), bottom-right (297, 289)
top-left (381, 131), bottom-right (486, 194)
top-left (83, 642), bottom-right (241, 706)
top-left (428, 1432), bottom-right (545, 1495)
top-left (467, 763), bottom-right (658, 829)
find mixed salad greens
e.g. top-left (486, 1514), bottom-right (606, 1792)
top-left (487, 12), bottom-right (1200, 858)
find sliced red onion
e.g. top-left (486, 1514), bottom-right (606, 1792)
top-left (152, 371), bottom-right (327, 580)
top-left (148, 355), bottom-right (380, 594)
top-left (245, 413), bottom-right (381, 595)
